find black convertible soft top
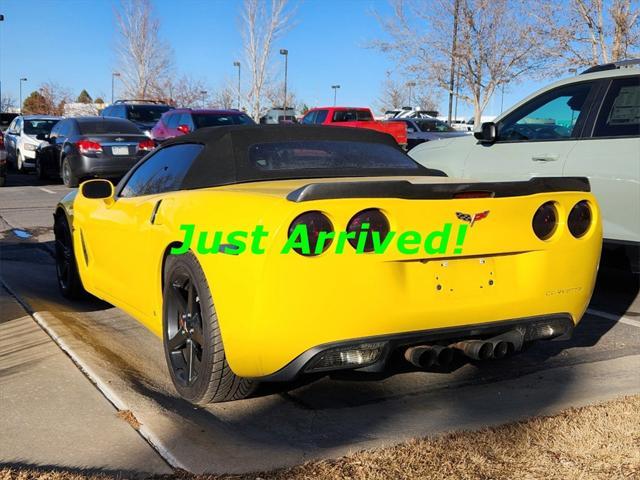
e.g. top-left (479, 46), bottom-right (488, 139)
top-left (159, 125), bottom-right (438, 189)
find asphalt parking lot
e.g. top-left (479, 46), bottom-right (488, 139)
top-left (1, 171), bottom-right (639, 475)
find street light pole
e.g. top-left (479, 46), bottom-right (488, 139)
top-left (233, 61), bottom-right (241, 110)
top-left (111, 72), bottom-right (120, 104)
top-left (279, 49), bottom-right (288, 115)
top-left (19, 77), bottom-right (27, 113)
top-left (200, 90), bottom-right (207, 108)
top-left (0, 14), bottom-right (4, 113)
top-left (447, 0), bottom-right (460, 124)
top-left (331, 85), bottom-right (340, 106)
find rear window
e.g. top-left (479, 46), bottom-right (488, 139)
top-left (193, 113), bottom-right (254, 129)
top-left (23, 119), bottom-right (58, 135)
top-left (79, 119), bottom-right (141, 135)
top-left (414, 119), bottom-right (456, 132)
top-left (249, 140), bottom-right (421, 172)
top-left (126, 105), bottom-right (171, 123)
top-left (332, 110), bottom-right (373, 122)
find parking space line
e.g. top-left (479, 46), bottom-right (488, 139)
top-left (39, 188), bottom-right (56, 194)
top-left (587, 308), bottom-right (640, 328)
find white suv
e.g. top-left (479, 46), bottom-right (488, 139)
top-left (410, 60), bottom-right (640, 271)
top-left (4, 115), bottom-right (60, 172)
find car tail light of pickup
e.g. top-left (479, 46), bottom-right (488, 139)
top-left (76, 139), bottom-right (103, 154)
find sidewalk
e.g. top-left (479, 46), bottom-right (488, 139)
top-left (0, 286), bottom-right (171, 475)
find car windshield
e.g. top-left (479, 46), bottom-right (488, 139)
top-left (23, 119), bottom-right (58, 135)
top-left (193, 113), bottom-right (254, 128)
top-left (414, 119), bottom-right (456, 132)
top-left (249, 140), bottom-right (422, 172)
top-left (126, 105), bottom-right (171, 123)
top-left (79, 119), bottom-right (141, 135)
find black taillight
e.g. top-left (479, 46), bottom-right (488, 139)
top-left (532, 202), bottom-right (557, 240)
top-left (568, 200), bottom-right (591, 238)
top-left (347, 209), bottom-right (390, 252)
top-left (288, 211), bottom-right (333, 256)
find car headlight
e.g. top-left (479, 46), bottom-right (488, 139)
top-left (24, 143), bottom-right (37, 151)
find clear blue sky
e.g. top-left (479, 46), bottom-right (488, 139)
top-left (0, 0), bottom-right (558, 118)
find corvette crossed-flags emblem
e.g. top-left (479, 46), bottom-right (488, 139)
top-left (456, 210), bottom-right (490, 227)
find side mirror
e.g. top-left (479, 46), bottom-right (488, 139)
top-left (80, 179), bottom-right (114, 203)
top-left (177, 124), bottom-right (190, 134)
top-left (474, 122), bottom-right (497, 143)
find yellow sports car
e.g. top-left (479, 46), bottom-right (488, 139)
top-left (54, 125), bottom-right (602, 404)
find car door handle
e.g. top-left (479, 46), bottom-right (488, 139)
top-left (531, 154), bottom-right (559, 162)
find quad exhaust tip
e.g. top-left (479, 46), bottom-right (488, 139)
top-left (404, 345), bottom-right (454, 369)
top-left (451, 340), bottom-right (494, 360)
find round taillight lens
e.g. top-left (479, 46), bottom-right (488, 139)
top-left (347, 209), bottom-right (390, 252)
top-left (568, 200), bottom-right (591, 238)
top-left (288, 211), bottom-right (333, 256)
top-left (532, 202), bottom-right (558, 240)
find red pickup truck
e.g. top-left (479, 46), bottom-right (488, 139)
top-left (301, 107), bottom-right (407, 148)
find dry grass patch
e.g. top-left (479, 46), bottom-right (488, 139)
top-left (1, 396), bottom-right (638, 480)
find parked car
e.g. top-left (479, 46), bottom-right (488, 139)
top-left (301, 107), bottom-right (408, 147)
top-left (0, 130), bottom-right (7, 187)
top-left (151, 108), bottom-right (254, 142)
top-left (37, 116), bottom-right (155, 187)
top-left (410, 59), bottom-right (640, 271)
top-left (389, 117), bottom-right (468, 149)
top-left (54, 125), bottom-right (601, 404)
top-left (0, 112), bottom-right (19, 132)
top-left (101, 100), bottom-right (172, 137)
top-left (260, 107), bottom-right (297, 124)
top-left (4, 115), bottom-right (61, 172)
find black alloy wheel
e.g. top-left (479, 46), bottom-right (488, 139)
top-left (54, 213), bottom-right (85, 298)
top-left (162, 252), bottom-right (255, 404)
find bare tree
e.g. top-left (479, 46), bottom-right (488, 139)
top-left (535, 0), bottom-right (640, 68)
top-left (1, 94), bottom-right (16, 113)
top-left (114, 0), bottom-right (174, 99)
top-left (374, 0), bottom-right (547, 124)
top-left (376, 72), bottom-right (408, 112)
top-left (156, 75), bottom-right (209, 108)
top-left (241, 0), bottom-right (294, 120)
top-left (40, 81), bottom-right (73, 115)
top-left (264, 81), bottom-right (298, 110)
top-left (212, 84), bottom-right (238, 109)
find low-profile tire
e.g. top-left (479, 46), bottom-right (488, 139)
top-left (54, 212), bottom-right (85, 299)
top-left (163, 251), bottom-right (255, 405)
top-left (36, 157), bottom-right (48, 180)
top-left (61, 158), bottom-right (78, 188)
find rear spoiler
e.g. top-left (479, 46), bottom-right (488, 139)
top-left (286, 177), bottom-right (590, 203)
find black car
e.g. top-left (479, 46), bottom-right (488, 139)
top-left (388, 118), bottom-right (468, 150)
top-left (37, 117), bottom-right (155, 187)
top-left (101, 100), bottom-right (172, 135)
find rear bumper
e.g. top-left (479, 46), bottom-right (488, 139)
top-left (253, 313), bottom-right (574, 381)
top-left (71, 154), bottom-right (142, 178)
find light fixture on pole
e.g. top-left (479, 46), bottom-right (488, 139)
top-left (331, 85), bottom-right (340, 106)
top-left (200, 90), bottom-right (207, 108)
top-left (19, 77), bottom-right (27, 113)
top-left (279, 49), bottom-right (288, 115)
top-left (111, 72), bottom-right (120, 104)
top-left (406, 81), bottom-right (416, 107)
top-left (233, 61), bottom-right (241, 110)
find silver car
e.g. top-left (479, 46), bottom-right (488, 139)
top-left (4, 115), bottom-right (61, 172)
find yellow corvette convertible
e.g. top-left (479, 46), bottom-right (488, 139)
top-left (54, 125), bottom-right (602, 404)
